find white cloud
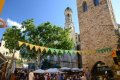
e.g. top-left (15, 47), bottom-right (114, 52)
top-left (7, 18), bottom-right (25, 32)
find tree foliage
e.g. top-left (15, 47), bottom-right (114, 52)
top-left (3, 26), bottom-right (22, 53)
top-left (3, 19), bottom-right (74, 60)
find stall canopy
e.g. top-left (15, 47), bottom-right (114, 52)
top-left (33, 69), bottom-right (45, 73)
top-left (45, 68), bottom-right (61, 73)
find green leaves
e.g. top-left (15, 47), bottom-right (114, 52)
top-left (3, 26), bottom-right (22, 53)
top-left (3, 19), bottom-right (74, 59)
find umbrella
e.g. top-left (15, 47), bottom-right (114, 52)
top-left (71, 68), bottom-right (80, 71)
top-left (60, 67), bottom-right (71, 70)
top-left (33, 69), bottom-right (45, 73)
top-left (60, 67), bottom-right (71, 72)
top-left (45, 68), bottom-right (60, 73)
top-left (71, 68), bottom-right (83, 72)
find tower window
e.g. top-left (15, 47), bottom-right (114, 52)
top-left (67, 14), bottom-right (70, 17)
top-left (94, 0), bottom-right (100, 6)
top-left (83, 1), bottom-right (88, 12)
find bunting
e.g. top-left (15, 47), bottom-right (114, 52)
top-left (35, 46), bottom-right (40, 51)
top-left (29, 44), bottom-right (34, 50)
top-left (40, 46), bottom-right (48, 52)
top-left (25, 43), bottom-right (29, 47)
top-left (18, 41), bottom-right (114, 55)
top-left (112, 50), bottom-right (117, 57)
top-left (18, 41), bottom-right (24, 47)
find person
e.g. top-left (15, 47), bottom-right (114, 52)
top-left (50, 74), bottom-right (54, 80)
top-left (63, 74), bottom-right (66, 80)
top-left (10, 73), bottom-right (17, 80)
top-left (29, 71), bottom-right (35, 80)
top-left (44, 73), bottom-right (48, 80)
top-left (66, 77), bottom-right (70, 80)
top-left (85, 67), bottom-right (90, 80)
top-left (47, 73), bottom-right (51, 80)
top-left (55, 72), bottom-right (61, 80)
top-left (60, 74), bottom-right (64, 80)
top-left (35, 74), bottom-right (39, 80)
top-left (81, 72), bottom-right (87, 80)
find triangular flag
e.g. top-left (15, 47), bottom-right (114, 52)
top-left (55, 49), bottom-right (59, 54)
top-left (79, 51), bottom-right (82, 55)
top-left (86, 50), bottom-right (90, 54)
top-left (82, 51), bottom-right (85, 54)
top-left (77, 51), bottom-right (81, 54)
top-left (111, 50), bottom-right (117, 57)
top-left (74, 50), bottom-right (78, 54)
top-left (64, 50), bottom-right (69, 54)
top-left (96, 50), bottom-right (101, 53)
top-left (18, 41), bottom-right (24, 47)
top-left (89, 50), bottom-right (95, 54)
top-left (44, 47), bottom-right (48, 52)
top-left (107, 48), bottom-right (112, 52)
top-left (29, 44), bottom-right (34, 50)
top-left (68, 50), bottom-right (73, 54)
top-left (40, 46), bottom-right (46, 52)
top-left (101, 49), bottom-right (105, 53)
top-left (35, 46), bottom-right (40, 51)
top-left (48, 48), bottom-right (55, 53)
top-left (25, 43), bottom-right (30, 47)
top-left (59, 49), bottom-right (64, 54)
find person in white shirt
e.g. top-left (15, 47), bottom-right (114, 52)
top-left (29, 72), bottom-right (35, 80)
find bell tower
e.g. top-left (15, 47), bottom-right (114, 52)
top-left (64, 7), bottom-right (75, 43)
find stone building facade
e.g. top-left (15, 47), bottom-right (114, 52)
top-left (77, 0), bottom-right (118, 70)
top-left (0, 41), bottom-right (20, 59)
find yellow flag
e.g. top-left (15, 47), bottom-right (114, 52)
top-left (74, 50), bottom-right (78, 54)
top-left (29, 44), bottom-right (34, 50)
top-left (35, 46), bottom-right (40, 51)
top-left (0, 0), bottom-right (5, 14)
top-left (40, 46), bottom-right (45, 52)
top-left (25, 43), bottom-right (30, 47)
top-left (79, 51), bottom-right (83, 55)
top-left (18, 41), bottom-right (24, 47)
top-left (44, 47), bottom-right (48, 52)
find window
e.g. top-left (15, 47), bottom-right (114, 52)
top-left (94, 0), bottom-right (100, 6)
top-left (67, 14), bottom-right (70, 17)
top-left (83, 1), bottom-right (88, 12)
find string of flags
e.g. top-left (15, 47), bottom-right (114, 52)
top-left (18, 41), bottom-right (113, 55)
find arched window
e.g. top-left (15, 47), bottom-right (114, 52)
top-left (67, 14), bottom-right (70, 17)
top-left (94, 0), bottom-right (100, 6)
top-left (83, 1), bottom-right (88, 12)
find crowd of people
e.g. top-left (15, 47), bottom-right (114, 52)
top-left (13, 68), bottom-right (91, 80)
top-left (29, 72), bottom-right (89, 80)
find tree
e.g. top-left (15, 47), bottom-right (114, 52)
top-left (3, 26), bottom-right (22, 53)
top-left (21, 19), bottom-right (74, 58)
top-left (3, 19), bottom-right (74, 64)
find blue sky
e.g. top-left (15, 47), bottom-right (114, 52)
top-left (0, 0), bottom-right (120, 40)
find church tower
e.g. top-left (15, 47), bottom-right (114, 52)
top-left (64, 7), bottom-right (75, 44)
top-left (77, 0), bottom-right (118, 69)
